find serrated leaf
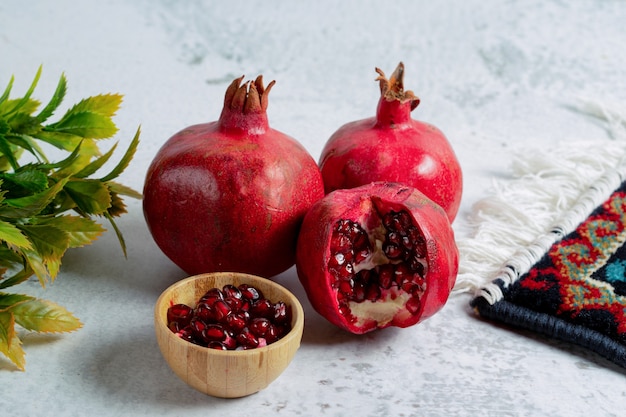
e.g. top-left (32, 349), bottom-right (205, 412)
top-left (35, 215), bottom-right (104, 248)
top-left (104, 211), bottom-right (127, 258)
top-left (0, 75), bottom-right (14, 106)
top-left (18, 223), bottom-right (70, 280)
top-left (34, 130), bottom-right (83, 152)
top-left (53, 138), bottom-right (101, 178)
top-left (1, 98), bottom-right (41, 120)
top-left (0, 264), bottom-right (33, 289)
top-left (10, 298), bottom-right (82, 333)
top-left (75, 141), bottom-right (118, 178)
top-left (0, 293), bottom-right (34, 312)
top-left (47, 111), bottom-right (118, 139)
top-left (1, 65), bottom-right (42, 119)
top-left (0, 311), bottom-right (25, 370)
top-left (19, 248), bottom-right (48, 286)
top-left (1, 168), bottom-right (49, 197)
top-left (64, 178), bottom-right (111, 215)
top-left (107, 181), bottom-right (142, 199)
top-left (66, 94), bottom-right (122, 118)
top-left (5, 133), bottom-right (47, 163)
top-left (0, 133), bottom-right (19, 170)
top-left (8, 112), bottom-right (42, 136)
top-left (0, 219), bottom-right (32, 250)
top-left (36, 73), bottom-right (67, 123)
top-left (0, 177), bottom-right (68, 218)
top-left (100, 126), bottom-right (140, 181)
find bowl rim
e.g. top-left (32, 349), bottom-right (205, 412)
top-left (154, 272), bottom-right (305, 355)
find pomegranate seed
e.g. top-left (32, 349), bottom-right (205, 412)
top-left (236, 328), bottom-right (259, 349)
top-left (166, 284), bottom-right (292, 349)
top-left (167, 304), bottom-right (194, 329)
top-left (378, 264), bottom-right (394, 289)
top-left (250, 298), bottom-right (274, 319)
top-left (222, 284), bottom-right (242, 300)
top-left (203, 323), bottom-right (228, 342)
top-left (238, 284), bottom-right (263, 301)
top-left (199, 288), bottom-right (224, 305)
top-left (225, 312), bottom-right (249, 333)
top-left (249, 317), bottom-right (271, 337)
top-left (405, 296), bottom-right (421, 314)
top-left (383, 243), bottom-right (402, 260)
top-left (273, 302), bottom-right (292, 325)
top-left (176, 326), bottom-right (194, 342)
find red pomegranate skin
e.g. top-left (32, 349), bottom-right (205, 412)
top-left (295, 182), bottom-right (458, 334)
top-left (319, 62), bottom-right (463, 222)
top-left (143, 76), bottom-right (324, 278)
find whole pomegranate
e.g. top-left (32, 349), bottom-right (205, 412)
top-left (319, 62), bottom-right (463, 222)
top-left (295, 182), bottom-right (458, 334)
top-left (143, 75), bottom-right (324, 278)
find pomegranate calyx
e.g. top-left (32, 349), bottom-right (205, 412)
top-left (219, 75), bottom-right (276, 134)
top-left (224, 75), bottom-right (275, 114)
top-left (376, 62), bottom-right (420, 111)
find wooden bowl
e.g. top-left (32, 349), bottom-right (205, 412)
top-left (154, 272), bottom-right (304, 398)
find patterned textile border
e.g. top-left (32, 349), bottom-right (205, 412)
top-left (471, 179), bottom-right (626, 367)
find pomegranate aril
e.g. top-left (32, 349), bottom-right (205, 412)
top-left (236, 328), bottom-right (259, 349)
top-left (225, 312), bottom-right (249, 333)
top-left (222, 284), bottom-right (242, 300)
top-left (273, 301), bottom-right (292, 325)
top-left (249, 317), bottom-right (271, 337)
top-left (199, 288), bottom-right (224, 305)
top-left (405, 296), bottom-right (421, 314)
top-left (177, 326), bottom-right (195, 342)
top-left (207, 341), bottom-right (227, 350)
top-left (203, 323), bottom-right (228, 342)
top-left (383, 243), bottom-right (402, 260)
top-left (378, 264), bottom-right (394, 289)
top-left (238, 284), bottom-right (263, 302)
top-left (250, 298), bottom-right (274, 319)
top-left (167, 303), bottom-right (194, 329)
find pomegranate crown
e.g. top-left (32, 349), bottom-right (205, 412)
top-left (224, 74), bottom-right (276, 115)
top-left (375, 62), bottom-right (420, 111)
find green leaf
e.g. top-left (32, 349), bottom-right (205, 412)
top-left (7, 112), bottom-right (42, 136)
top-left (0, 133), bottom-right (19, 171)
top-left (0, 265), bottom-right (34, 289)
top-left (64, 178), bottom-right (111, 215)
top-left (34, 215), bottom-right (104, 248)
top-left (0, 311), bottom-right (25, 370)
top-left (66, 93), bottom-right (122, 118)
top-left (0, 293), bottom-right (34, 312)
top-left (5, 133), bottom-right (47, 163)
top-left (47, 111), bottom-right (118, 139)
top-left (1, 168), bottom-right (49, 197)
top-left (107, 181), bottom-right (142, 199)
top-left (34, 130), bottom-right (83, 152)
top-left (104, 211), bottom-right (127, 258)
top-left (36, 72), bottom-right (67, 123)
top-left (18, 223), bottom-right (70, 280)
top-left (100, 126), bottom-right (140, 181)
top-left (74, 141), bottom-right (118, 179)
top-left (0, 219), bottom-right (32, 250)
top-left (10, 298), bottom-right (82, 333)
top-left (20, 247), bottom-right (48, 286)
top-left (0, 75), bottom-right (15, 106)
top-left (0, 177), bottom-right (68, 218)
top-left (1, 65), bottom-right (42, 118)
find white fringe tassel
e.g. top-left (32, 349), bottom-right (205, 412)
top-left (454, 100), bottom-right (626, 304)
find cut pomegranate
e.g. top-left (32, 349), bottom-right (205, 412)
top-left (296, 182), bottom-right (458, 334)
top-left (166, 284), bottom-right (293, 349)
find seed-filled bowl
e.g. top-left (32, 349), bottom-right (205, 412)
top-left (154, 272), bottom-right (304, 398)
